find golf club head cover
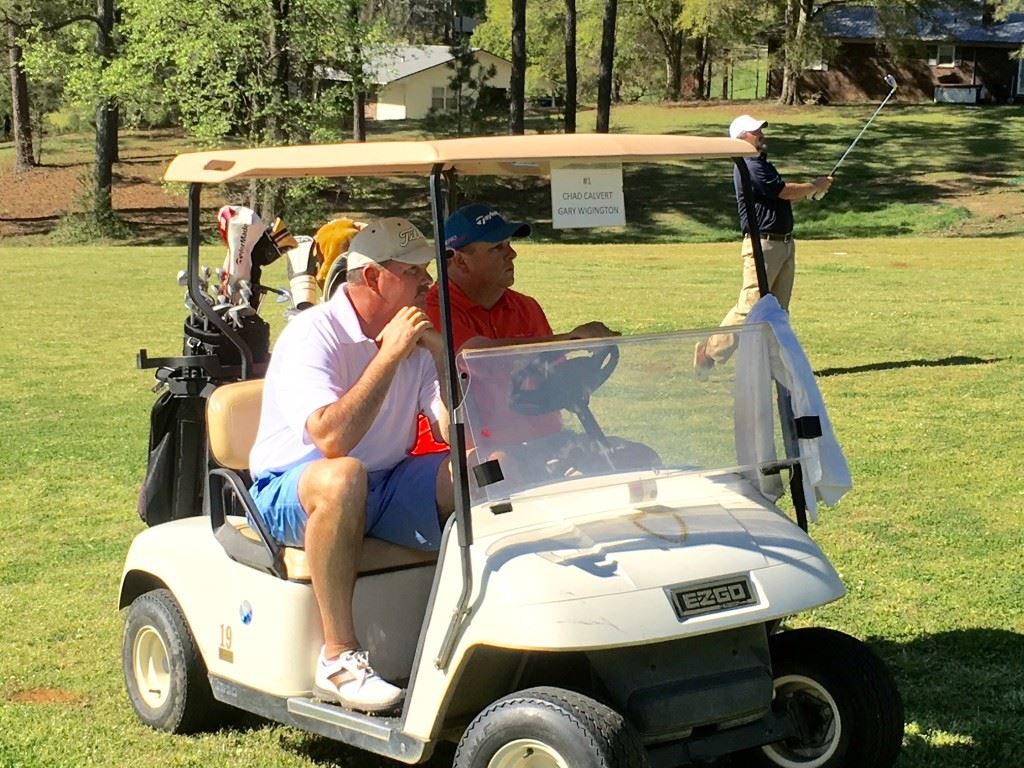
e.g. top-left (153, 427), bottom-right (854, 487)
top-left (217, 205), bottom-right (266, 302)
top-left (285, 236), bottom-right (319, 310)
top-left (250, 234), bottom-right (280, 269)
top-left (313, 218), bottom-right (362, 291)
top-left (248, 216), bottom-right (298, 271)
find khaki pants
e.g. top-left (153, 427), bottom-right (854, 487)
top-left (706, 235), bottom-right (795, 364)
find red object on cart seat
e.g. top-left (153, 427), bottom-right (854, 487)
top-left (410, 413), bottom-right (447, 455)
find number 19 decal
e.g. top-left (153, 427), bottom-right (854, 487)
top-left (219, 624), bottom-right (234, 662)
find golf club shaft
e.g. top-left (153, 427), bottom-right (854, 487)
top-left (830, 86), bottom-right (897, 176)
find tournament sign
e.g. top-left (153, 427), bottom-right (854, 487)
top-left (550, 161), bottom-right (626, 229)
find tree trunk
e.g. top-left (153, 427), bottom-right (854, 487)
top-left (95, 104), bottom-right (114, 216)
top-left (692, 36), bottom-right (708, 102)
top-left (595, 0), bottom-right (617, 133)
top-left (509, 0), bottom-right (526, 135)
top-left (780, 0), bottom-right (811, 105)
top-left (693, 35), bottom-right (709, 101)
top-left (637, 3), bottom-right (683, 102)
top-left (564, 0), bottom-right (576, 133)
top-left (721, 52), bottom-right (730, 100)
top-left (109, 102), bottom-right (119, 162)
top-left (32, 108), bottom-right (42, 164)
top-left (353, 87), bottom-right (366, 142)
top-left (266, 0), bottom-right (289, 146)
top-left (7, 20), bottom-right (34, 172)
top-left (666, 32), bottom-right (682, 101)
top-left (94, 0), bottom-right (116, 218)
top-left (349, 1), bottom-right (366, 142)
top-left (260, 0), bottom-right (290, 219)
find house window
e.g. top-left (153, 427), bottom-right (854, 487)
top-left (431, 86), bottom-right (459, 112)
top-left (928, 44), bottom-right (957, 67)
top-left (807, 57), bottom-right (829, 72)
top-left (431, 87), bottom-right (446, 111)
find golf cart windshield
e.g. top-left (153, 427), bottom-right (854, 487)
top-left (455, 323), bottom-right (789, 507)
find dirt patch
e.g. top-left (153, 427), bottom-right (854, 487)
top-left (0, 131), bottom-right (224, 244)
top-left (0, 157), bottom-right (196, 242)
top-left (953, 187), bottom-right (1024, 236)
top-left (8, 687), bottom-right (86, 705)
top-left (912, 174), bottom-right (1024, 236)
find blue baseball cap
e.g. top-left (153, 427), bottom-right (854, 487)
top-left (444, 204), bottom-right (532, 250)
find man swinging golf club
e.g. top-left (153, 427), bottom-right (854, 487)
top-left (693, 116), bottom-right (832, 378)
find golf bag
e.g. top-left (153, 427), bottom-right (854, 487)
top-left (183, 312), bottom-right (270, 368)
top-left (139, 309), bottom-right (272, 527)
top-left (138, 206), bottom-right (287, 526)
top-left (138, 371), bottom-right (210, 526)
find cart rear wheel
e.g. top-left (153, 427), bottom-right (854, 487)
top-left (122, 588), bottom-right (221, 733)
top-left (454, 686), bottom-right (646, 768)
top-left (752, 627), bottom-right (903, 768)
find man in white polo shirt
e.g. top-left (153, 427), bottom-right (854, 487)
top-left (249, 217), bottom-right (452, 712)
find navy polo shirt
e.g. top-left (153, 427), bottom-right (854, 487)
top-left (733, 154), bottom-right (793, 236)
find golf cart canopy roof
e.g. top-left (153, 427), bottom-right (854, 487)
top-left (164, 134), bottom-right (757, 183)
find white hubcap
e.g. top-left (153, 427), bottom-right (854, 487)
top-left (132, 625), bottom-right (171, 710)
top-left (488, 739), bottom-right (570, 768)
top-left (761, 674), bottom-right (841, 768)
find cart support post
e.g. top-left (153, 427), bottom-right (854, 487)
top-left (732, 159), bottom-right (808, 530)
top-left (732, 158), bottom-right (769, 297)
top-left (429, 165), bottom-right (475, 669)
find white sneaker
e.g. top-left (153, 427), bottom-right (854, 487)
top-left (313, 647), bottom-right (404, 712)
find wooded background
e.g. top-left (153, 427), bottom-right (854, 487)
top-left (2, 0), bottom-right (1021, 232)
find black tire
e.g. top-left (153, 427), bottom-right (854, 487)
top-left (122, 588), bottom-right (221, 733)
top-left (750, 627), bottom-right (903, 768)
top-left (454, 686), bottom-right (647, 768)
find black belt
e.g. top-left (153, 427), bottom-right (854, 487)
top-left (757, 232), bottom-right (793, 243)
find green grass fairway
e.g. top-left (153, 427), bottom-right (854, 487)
top-left (1, 239), bottom-right (1022, 767)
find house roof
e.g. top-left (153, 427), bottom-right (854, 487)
top-left (822, 5), bottom-right (1024, 45)
top-left (321, 45), bottom-right (508, 86)
top-left (164, 134), bottom-right (756, 184)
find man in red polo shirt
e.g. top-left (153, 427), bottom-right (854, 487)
top-left (424, 203), bottom-right (619, 458)
top-left (425, 203), bottom-right (616, 352)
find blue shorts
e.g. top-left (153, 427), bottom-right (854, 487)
top-left (249, 453), bottom-right (448, 551)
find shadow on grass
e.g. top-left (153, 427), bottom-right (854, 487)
top-left (281, 729), bottom-right (456, 767)
top-left (814, 355), bottom-right (1003, 377)
top-left (6, 106), bottom-right (1023, 244)
top-left (871, 629), bottom-right (1024, 767)
top-left (313, 109), bottom-right (1023, 245)
top-left (209, 628), bottom-right (1023, 767)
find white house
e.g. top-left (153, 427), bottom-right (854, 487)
top-left (322, 46), bottom-right (512, 121)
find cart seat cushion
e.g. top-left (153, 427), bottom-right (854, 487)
top-left (228, 517), bottom-right (436, 580)
top-left (208, 381), bottom-right (440, 578)
top-left (207, 378), bottom-right (265, 470)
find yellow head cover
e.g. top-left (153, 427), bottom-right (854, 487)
top-left (313, 218), bottom-right (361, 290)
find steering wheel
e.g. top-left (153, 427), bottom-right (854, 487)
top-left (509, 346), bottom-right (619, 416)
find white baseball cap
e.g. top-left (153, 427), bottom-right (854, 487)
top-left (345, 217), bottom-right (435, 272)
top-left (729, 115), bottom-right (768, 140)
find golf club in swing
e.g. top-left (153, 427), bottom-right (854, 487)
top-left (811, 74), bottom-right (898, 200)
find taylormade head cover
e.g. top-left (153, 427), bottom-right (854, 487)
top-left (217, 205), bottom-right (266, 301)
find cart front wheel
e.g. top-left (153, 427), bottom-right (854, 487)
top-left (454, 686), bottom-right (646, 768)
top-left (753, 627), bottom-right (903, 768)
top-left (122, 588), bottom-right (220, 733)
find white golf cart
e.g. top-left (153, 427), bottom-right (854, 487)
top-left (121, 135), bottom-right (903, 768)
